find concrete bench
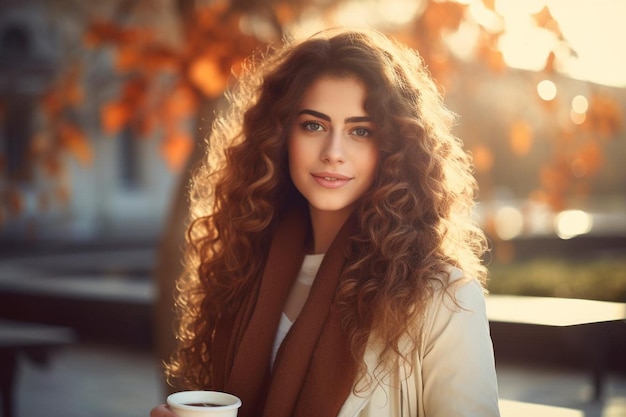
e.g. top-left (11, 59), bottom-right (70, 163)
top-left (486, 295), bottom-right (626, 400)
top-left (0, 319), bottom-right (76, 417)
top-left (499, 399), bottom-right (583, 417)
top-left (0, 249), bottom-right (155, 347)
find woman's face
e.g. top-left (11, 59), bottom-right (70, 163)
top-left (288, 76), bottom-right (379, 220)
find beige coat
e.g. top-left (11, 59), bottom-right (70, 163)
top-left (338, 269), bottom-right (501, 417)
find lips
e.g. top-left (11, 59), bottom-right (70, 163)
top-left (311, 172), bottom-right (352, 188)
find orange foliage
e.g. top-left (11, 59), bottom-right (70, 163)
top-left (114, 37), bottom-right (178, 74)
top-left (161, 130), bottom-right (194, 171)
top-left (38, 191), bottom-right (50, 212)
top-left (61, 64), bottom-right (84, 105)
top-left (143, 45), bottom-right (179, 72)
top-left (55, 184), bottom-right (71, 205)
top-left (99, 78), bottom-right (151, 135)
top-left (38, 63), bottom-right (90, 175)
top-left (0, 58), bottom-right (95, 217)
top-left (532, 6), bottom-right (556, 30)
top-left (397, 1), bottom-right (476, 84)
top-left (509, 120), bottom-right (533, 156)
top-left (481, 0), bottom-right (496, 11)
top-left (163, 85), bottom-right (198, 123)
top-left (81, 0), bottom-right (263, 173)
top-left (422, 1), bottom-right (467, 33)
top-left (539, 163), bottom-right (569, 211)
top-left (273, 2), bottom-right (297, 26)
top-left (122, 78), bottom-right (149, 106)
top-left (41, 64), bottom-right (84, 115)
top-left (115, 46), bottom-right (143, 72)
top-left (544, 51), bottom-right (557, 74)
top-left (136, 113), bottom-right (159, 137)
top-left (101, 102), bottom-right (131, 135)
top-left (84, 20), bottom-right (150, 47)
top-left (494, 240), bottom-right (516, 264)
top-left (5, 187), bottom-right (23, 216)
top-left (537, 128), bottom-right (609, 211)
top-left (532, 5), bottom-right (565, 44)
top-left (195, 0), bottom-right (230, 28)
top-left (64, 83), bottom-right (85, 106)
top-left (584, 94), bottom-right (622, 137)
top-left (11, 0), bottom-right (619, 222)
top-left (29, 133), bottom-right (52, 155)
top-left (482, 49), bottom-right (506, 73)
top-left (42, 155), bottom-right (64, 176)
top-left (189, 56), bottom-right (229, 98)
top-left (575, 140), bottom-right (603, 175)
top-left (471, 144), bottom-right (494, 173)
top-left (58, 123), bottom-right (93, 166)
top-left (42, 90), bottom-right (63, 117)
top-left (476, 32), bottom-right (507, 73)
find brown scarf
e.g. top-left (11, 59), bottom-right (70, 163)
top-left (210, 206), bottom-right (359, 417)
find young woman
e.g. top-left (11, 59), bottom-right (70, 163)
top-left (151, 28), bottom-right (500, 417)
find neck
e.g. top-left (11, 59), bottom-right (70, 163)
top-left (308, 205), bottom-right (355, 254)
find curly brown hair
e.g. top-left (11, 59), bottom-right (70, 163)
top-left (165, 27), bottom-right (488, 390)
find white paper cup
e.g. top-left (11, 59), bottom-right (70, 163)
top-left (167, 391), bottom-right (242, 417)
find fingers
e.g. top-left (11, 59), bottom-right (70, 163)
top-left (150, 404), bottom-right (176, 417)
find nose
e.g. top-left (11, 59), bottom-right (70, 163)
top-left (320, 130), bottom-right (345, 164)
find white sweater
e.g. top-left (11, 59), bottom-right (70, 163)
top-left (339, 269), bottom-right (501, 417)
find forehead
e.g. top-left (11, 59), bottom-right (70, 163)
top-left (298, 76), bottom-right (369, 116)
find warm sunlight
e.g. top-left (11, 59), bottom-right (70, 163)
top-left (451, 0), bottom-right (626, 87)
top-left (332, 0), bottom-right (422, 28)
top-left (487, 295), bottom-right (626, 327)
top-left (494, 206), bottom-right (524, 240)
top-left (547, 0), bottom-right (626, 87)
top-left (495, 0), bottom-right (556, 72)
top-left (570, 95), bottom-right (588, 125)
top-left (571, 95), bottom-right (588, 114)
top-left (537, 79), bottom-right (557, 101)
top-left (305, 0), bottom-right (626, 87)
top-left (555, 209), bottom-right (593, 240)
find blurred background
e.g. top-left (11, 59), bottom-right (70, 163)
top-left (0, 0), bottom-right (624, 416)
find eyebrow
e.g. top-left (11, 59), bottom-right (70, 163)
top-left (297, 109), bottom-right (372, 124)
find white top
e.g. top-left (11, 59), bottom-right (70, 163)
top-left (271, 253), bottom-right (325, 365)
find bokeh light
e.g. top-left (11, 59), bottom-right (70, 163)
top-left (569, 95), bottom-right (588, 125)
top-left (555, 210), bottom-right (593, 239)
top-left (537, 79), bottom-right (557, 101)
top-left (571, 95), bottom-right (589, 114)
top-left (570, 110), bottom-right (586, 125)
top-left (494, 206), bottom-right (524, 240)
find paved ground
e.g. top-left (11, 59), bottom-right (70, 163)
top-left (13, 343), bottom-right (161, 417)
top-left (497, 363), bottom-right (626, 417)
top-left (10, 342), bottom-right (626, 417)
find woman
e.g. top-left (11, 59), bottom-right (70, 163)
top-left (151, 28), bottom-right (500, 417)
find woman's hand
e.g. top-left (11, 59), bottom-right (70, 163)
top-left (150, 404), bottom-right (177, 417)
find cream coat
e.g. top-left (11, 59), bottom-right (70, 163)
top-left (338, 269), bottom-right (501, 417)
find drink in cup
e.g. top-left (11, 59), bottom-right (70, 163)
top-left (167, 391), bottom-right (242, 417)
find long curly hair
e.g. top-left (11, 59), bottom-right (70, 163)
top-left (165, 27), bottom-right (488, 390)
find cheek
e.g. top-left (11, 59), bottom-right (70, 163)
top-left (287, 137), bottom-right (306, 175)
top-left (361, 147), bottom-right (380, 182)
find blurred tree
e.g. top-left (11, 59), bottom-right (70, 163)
top-left (2, 0), bottom-right (623, 228)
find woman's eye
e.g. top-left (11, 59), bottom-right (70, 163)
top-left (352, 127), bottom-right (371, 137)
top-left (303, 121), bottom-right (324, 132)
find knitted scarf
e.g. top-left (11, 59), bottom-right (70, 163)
top-left (210, 206), bottom-right (359, 417)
